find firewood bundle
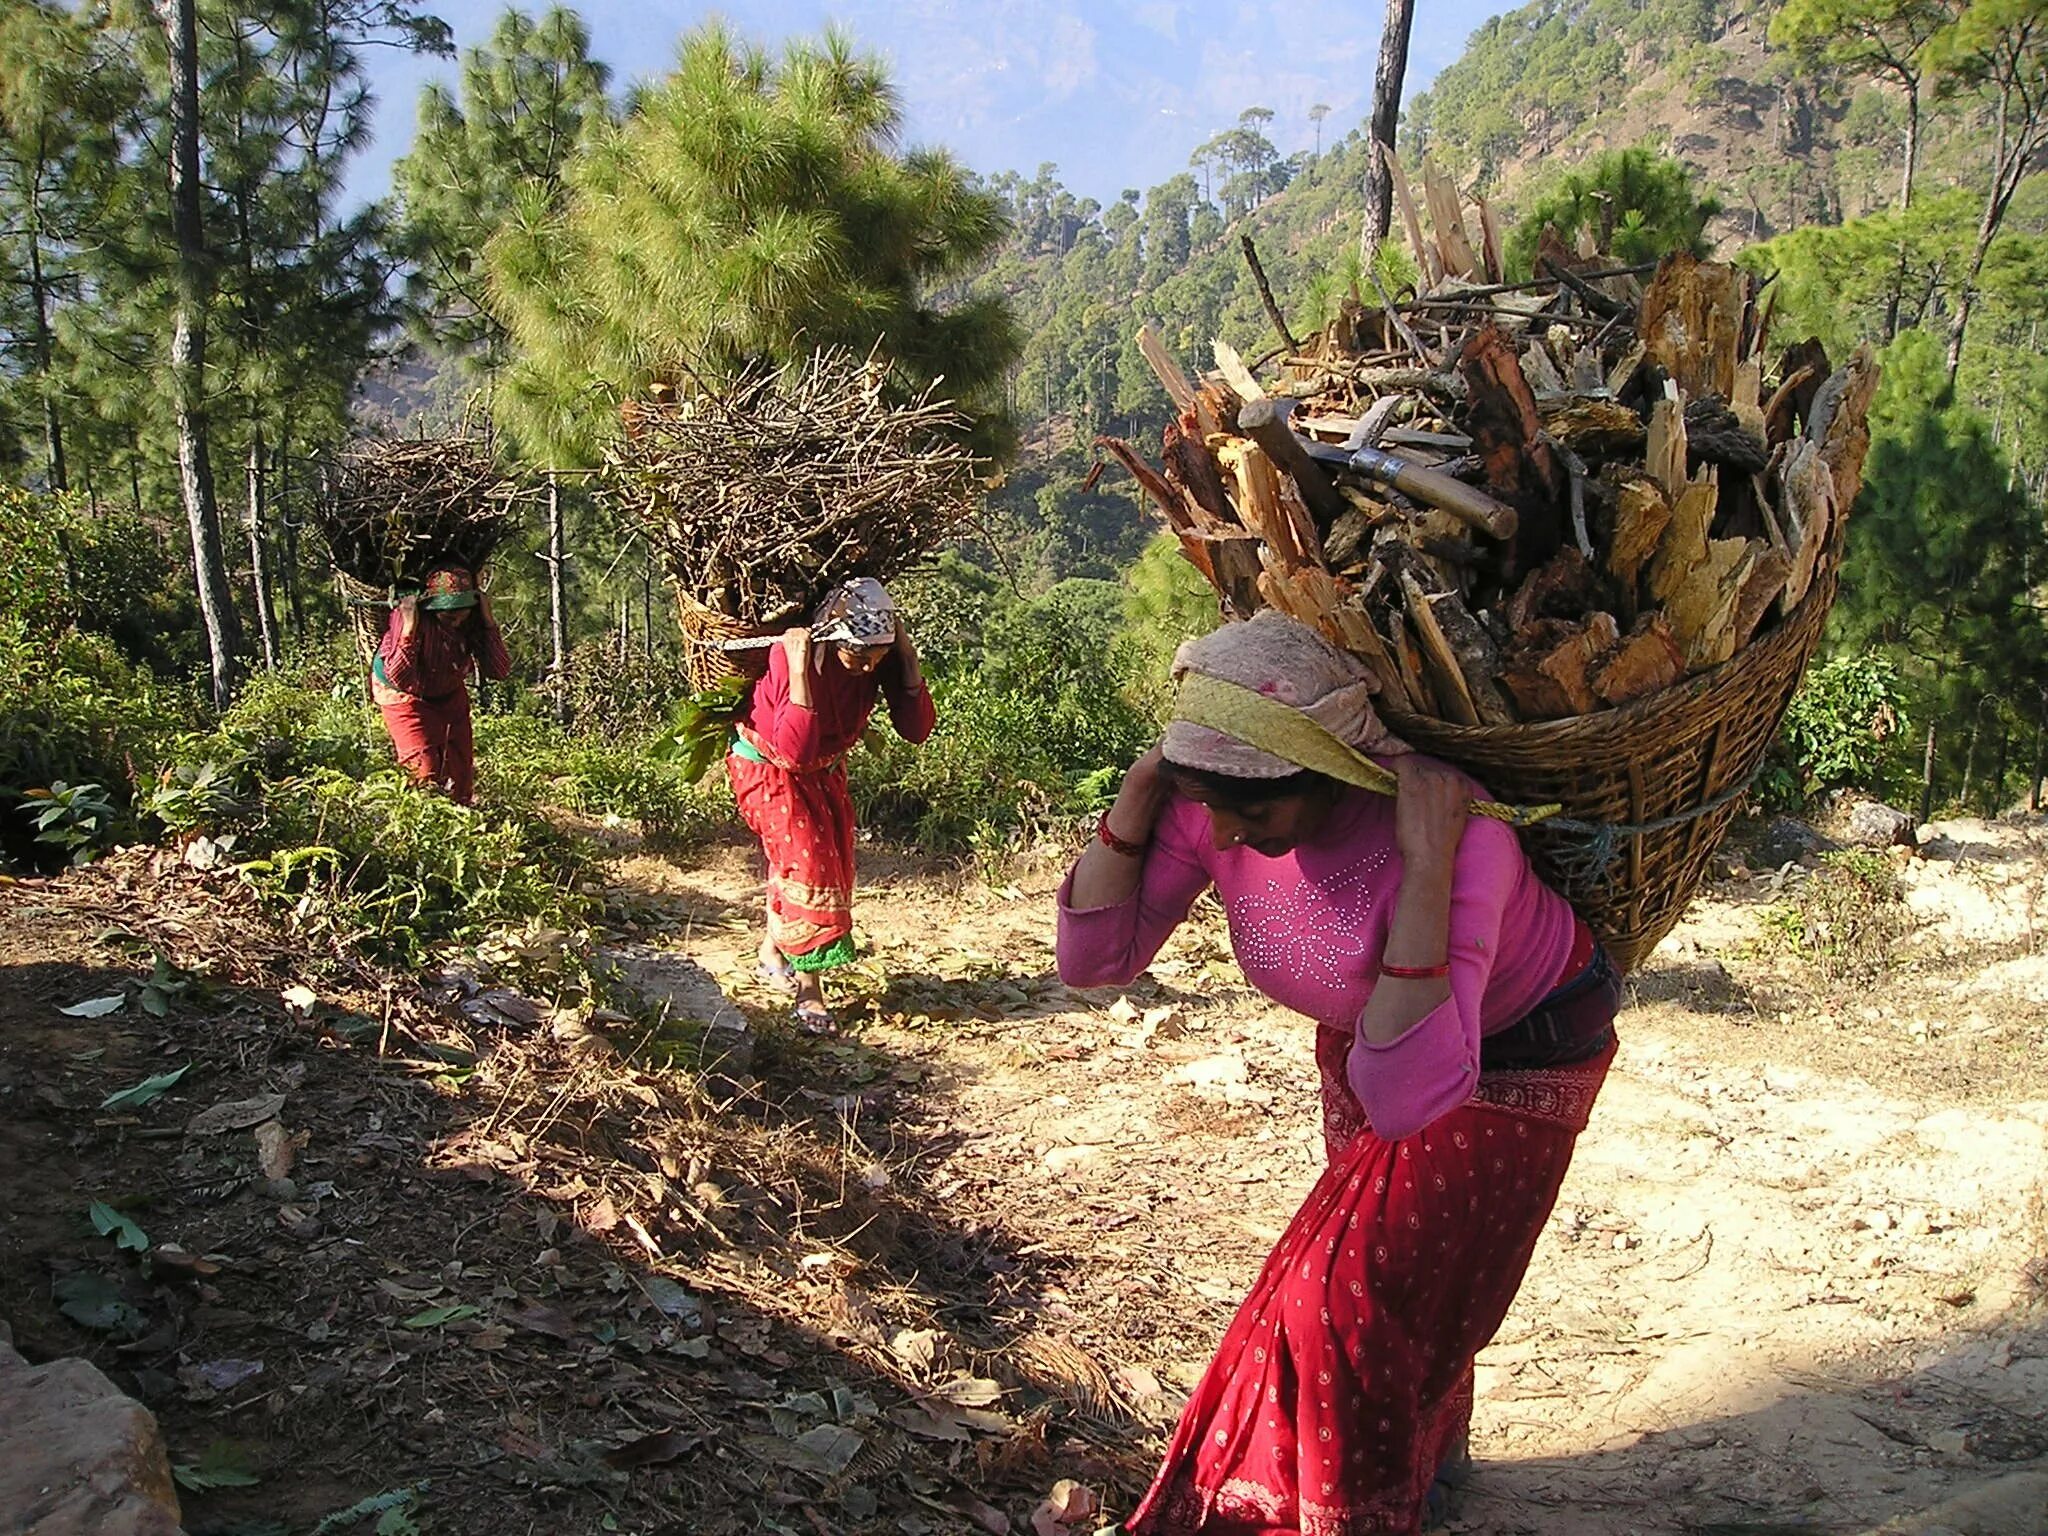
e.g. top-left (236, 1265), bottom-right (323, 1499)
top-left (315, 437), bottom-right (535, 590)
top-left (604, 348), bottom-right (984, 630)
top-left (1105, 238), bottom-right (1880, 728)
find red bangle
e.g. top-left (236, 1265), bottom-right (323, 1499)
top-left (1097, 812), bottom-right (1149, 857)
top-left (1379, 960), bottom-right (1451, 980)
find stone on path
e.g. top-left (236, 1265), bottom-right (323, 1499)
top-left (0, 1321), bottom-right (184, 1535)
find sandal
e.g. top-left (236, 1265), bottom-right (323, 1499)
top-left (792, 1000), bottom-right (837, 1036)
top-left (755, 958), bottom-right (796, 993)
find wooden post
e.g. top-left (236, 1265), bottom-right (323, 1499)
top-left (546, 470), bottom-right (569, 725)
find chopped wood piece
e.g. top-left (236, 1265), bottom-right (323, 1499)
top-left (1421, 157), bottom-right (1480, 281)
top-left (1096, 436), bottom-right (1194, 533)
top-left (1731, 542), bottom-right (1791, 651)
top-left (1504, 547), bottom-right (1603, 632)
top-left (1646, 394), bottom-right (1689, 504)
top-left (1138, 324), bottom-right (1198, 414)
top-left (1500, 613), bottom-right (1620, 718)
top-left (1732, 359), bottom-right (1765, 439)
top-left (1215, 437), bottom-right (1317, 569)
top-left (1163, 419), bottom-right (1234, 528)
top-left (1476, 194), bottom-right (1505, 285)
top-left (1213, 338), bottom-right (1267, 403)
top-left (1324, 508), bottom-right (1376, 571)
top-left (1761, 364), bottom-right (1817, 447)
top-left (1381, 142), bottom-right (1439, 285)
top-left (1815, 344), bottom-right (1883, 498)
top-left (1521, 340), bottom-right (1565, 395)
top-left (1775, 338), bottom-right (1831, 434)
top-left (1540, 397), bottom-right (1644, 456)
top-left (1667, 536), bottom-right (1752, 668)
top-left (1649, 472), bottom-right (1717, 606)
top-left (1606, 475), bottom-right (1671, 592)
top-left (1639, 252), bottom-right (1745, 401)
top-left (1195, 381), bottom-right (1241, 441)
top-left (1591, 614), bottom-right (1685, 705)
top-left (1459, 322), bottom-right (1562, 570)
top-left (1200, 531), bottom-right (1266, 618)
top-left (1385, 610), bottom-right (1433, 714)
top-left (1237, 398), bottom-right (1347, 528)
top-left (1780, 440), bottom-right (1838, 615)
top-left (1390, 554), bottom-right (1515, 724)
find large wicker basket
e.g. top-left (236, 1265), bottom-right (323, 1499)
top-left (676, 591), bottom-right (771, 694)
top-left (1385, 550), bottom-right (1842, 974)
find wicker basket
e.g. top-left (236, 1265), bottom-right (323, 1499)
top-left (676, 591), bottom-right (771, 694)
top-left (336, 572), bottom-right (389, 669)
top-left (1384, 550), bottom-right (1842, 974)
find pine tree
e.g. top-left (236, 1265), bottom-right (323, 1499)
top-left (486, 21), bottom-right (1019, 468)
top-left (395, 5), bottom-right (611, 374)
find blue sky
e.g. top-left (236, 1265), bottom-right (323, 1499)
top-left (349, 0), bottom-right (1507, 210)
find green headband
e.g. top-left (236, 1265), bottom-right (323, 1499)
top-left (423, 590), bottom-right (478, 612)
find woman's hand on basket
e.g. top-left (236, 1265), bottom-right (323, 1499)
top-left (396, 593), bottom-right (420, 637)
top-left (782, 627), bottom-right (815, 709)
top-left (1391, 756), bottom-right (1470, 872)
top-left (1107, 744), bottom-right (1169, 845)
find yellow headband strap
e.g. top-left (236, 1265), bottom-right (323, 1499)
top-left (1170, 673), bottom-right (1561, 829)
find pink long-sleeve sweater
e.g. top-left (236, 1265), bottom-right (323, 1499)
top-left (1056, 776), bottom-right (1580, 1138)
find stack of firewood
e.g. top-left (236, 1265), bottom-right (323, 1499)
top-left (316, 438), bottom-right (536, 590)
top-left (1103, 179), bottom-right (1879, 726)
top-left (605, 347), bottom-right (984, 630)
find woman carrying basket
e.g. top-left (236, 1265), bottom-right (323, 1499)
top-left (729, 578), bottom-right (934, 1031)
top-left (1058, 611), bottom-right (1619, 1536)
top-left (371, 564), bottom-right (512, 806)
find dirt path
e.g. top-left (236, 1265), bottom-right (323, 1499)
top-left (3, 821), bottom-right (2045, 1535)
top-left (625, 822), bottom-right (2048, 1533)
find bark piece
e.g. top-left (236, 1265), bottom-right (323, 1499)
top-left (1815, 344), bottom-right (1884, 502)
top-left (1780, 440), bottom-right (1838, 615)
top-left (1639, 252), bottom-right (1744, 402)
top-left (1500, 613), bottom-right (1621, 719)
top-left (1458, 321), bottom-right (1562, 571)
top-left (1667, 536), bottom-right (1753, 668)
top-left (1591, 614), bottom-right (1685, 706)
top-left (1381, 142), bottom-right (1439, 285)
top-left (1607, 474), bottom-right (1672, 593)
top-left (1540, 396), bottom-right (1644, 456)
top-left (1731, 542), bottom-right (1792, 652)
top-left (1646, 394), bottom-right (1689, 504)
top-left (1398, 567), bottom-right (1514, 725)
top-left (1163, 418), bottom-right (1234, 528)
top-left (1505, 547), bottom-right (1603, 632)
top-left (1649, 472), bottom-right (1717, 607)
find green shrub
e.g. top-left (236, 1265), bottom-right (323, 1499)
top-left (1759, 849), bottom-right (1911, 983)
top-left (1764, 650), bottom-right (1908, 810)
top-left (0, 617), bottom-right (192, 869)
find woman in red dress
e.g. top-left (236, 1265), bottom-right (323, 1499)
top-left (1060, 612), bottom-right (1618, 1534)
top-left (727, 579), bottom-right (935, 1030)
top-left (370, 564), bottom-right (513, 806)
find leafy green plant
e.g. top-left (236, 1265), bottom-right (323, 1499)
top-left (650, 676), bottom-right (749, 784)
top-left (19, 779), bottom-right (116, 865)
top-left (172, 1440), bottom-right (262, 1494)
top-left (1761, 849), bottom-right (1912, 982)
top-left (1770, 650), bottom-right (1908, 808)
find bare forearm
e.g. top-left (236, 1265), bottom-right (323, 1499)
top-left (1067, 766), bottom-right (1164, 910)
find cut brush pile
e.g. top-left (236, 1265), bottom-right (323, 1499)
top-left (315, 437), bottom-right (535, 592)
top-left (604, 348), bottom-right (983, 683)
top-left (1101, 161), bottom-right (1881, 967)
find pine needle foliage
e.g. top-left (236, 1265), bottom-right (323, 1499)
top-left (486, 21), bottom-right (1019, 468)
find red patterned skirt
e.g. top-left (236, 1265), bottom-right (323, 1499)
top-left (726, 747), bottom-right (856, 961)
top-left (1127, 957), bottom-right (1620, 1536)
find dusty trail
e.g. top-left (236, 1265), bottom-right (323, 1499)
top-left (631, 819), bottom-right (2048, 1533)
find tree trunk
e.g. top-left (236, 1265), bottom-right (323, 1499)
top-left (547, 470), bottom-right (569, 724)
top-left (2030, 690), bottom-right (2047, 813)
top-left (641, 555), bottom-right (653, 661)
top-left (157, 0), bottom-right (245, 709)
top-left (1358, 0), bottom-right (1418, 259)
top-left (26, 234), bottom-right (66, 494)
top-left (245, 430), bottom-right (280, 669)
top-left (1918, 717), bottom-right (1939, 827)
top-left (1960, 703), bottom-right (1982, 811)
top-left (277, 439), bottom-right (305, 641)
top-left (1900, 79), bottom-right (1919, 211)
top-left (1989, 713), bottom-right (2009, 816)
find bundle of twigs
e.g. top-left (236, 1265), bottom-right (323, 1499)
top-left (315, 437), bottom-right (537, 591)
top-left (604, 348), bottom-right (983, 629)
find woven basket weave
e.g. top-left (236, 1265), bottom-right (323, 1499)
top-left (1384, 549), bottom-right (1842, 974)
top-left (675, 591), bottom-right (771, 694)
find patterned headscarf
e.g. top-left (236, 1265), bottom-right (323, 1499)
top-left (1163, 610), bottom-right (1406, 780)
top-left (422, 565), bottom-right (479, 612)
top-left (811, 577), bottom-right (897, 648)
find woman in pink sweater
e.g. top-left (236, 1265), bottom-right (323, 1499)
top-left (1058, 612), bottom-right (1618, 1535)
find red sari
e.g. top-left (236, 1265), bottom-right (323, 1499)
top-left (727, 644), bottom-right (934, 963)
top-left (1128, 959), bottom-right (1619, 1536)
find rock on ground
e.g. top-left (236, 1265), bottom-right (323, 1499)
top-left (0, 1321), bottom-right (183, 1535)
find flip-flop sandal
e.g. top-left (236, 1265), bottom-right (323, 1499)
top-left (792, 1002), bottom-right (837, 1036)
top-left (755, 959), bottom-right (796, 993)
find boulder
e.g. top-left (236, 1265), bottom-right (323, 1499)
top-left (0, 1323), bottom-right (184, 1535)
top-left (1833, 796), bottom-right (1916, 848)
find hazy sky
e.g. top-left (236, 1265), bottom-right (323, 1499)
top-left (348, 0), bottom-right (1507, 209)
